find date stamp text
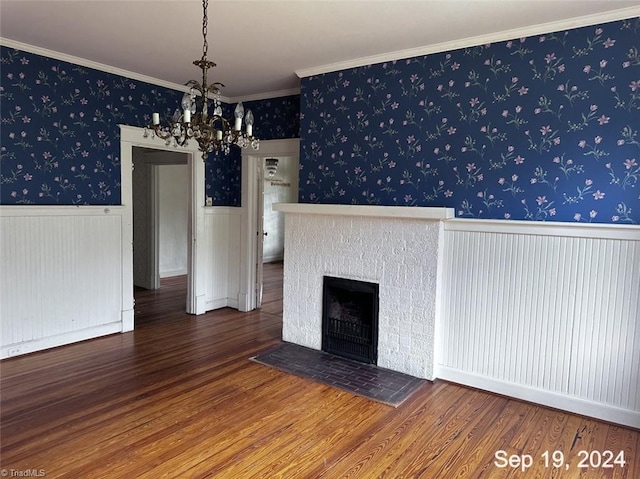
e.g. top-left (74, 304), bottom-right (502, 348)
top-left (494, 449), bottom-right (626, 472)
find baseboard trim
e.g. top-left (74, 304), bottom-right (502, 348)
top-left (263, 255), bottom-right (284, 264)
top-left (160, 269), bottom-right (188, 279)
top-left (121, 309), bottom-right (134, 332)
top-left (436, 366), bottom-right (640, 429)
top-left (195, 295), bottom-right (207, 315)
top-left (1, 323), bottom-right (123, 360)
top-left (237, 292), bottom-right (251, 312)
top-left (206, 298), bottom-right (228, 311)
top-left (206, 297), bottom-right (239, 311)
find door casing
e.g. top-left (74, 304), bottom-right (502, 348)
top-left (239, 138), bottom-right (300, 312)
top-left (120, 125), bottom-right (207, 328)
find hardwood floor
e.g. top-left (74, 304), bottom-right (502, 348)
top-left (1, 262), bottom-right (638, 478)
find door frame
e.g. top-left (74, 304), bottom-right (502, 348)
top-left (120, 125), bottom-right (207, 329)
top-left (255, 158), bottom-right (265, 308)
top-left (239, 138), bottom-right (299, 312)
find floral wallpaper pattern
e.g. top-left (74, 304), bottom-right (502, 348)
top-left (0, 45), bottom-right (300, 206)
top-left (211, 95), bottom-right (300, 206)
top-left (299, 18), bottom-right (640, 224)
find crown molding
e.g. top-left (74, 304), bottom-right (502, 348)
top-left (0, 36), bottom-right (298, 104)
top-left (3, 7), bottom-right (637, 102)
top-left (228, 87), bottom-right (301, 103)
top-left (296, 7), bottom-right (640, 79)
top-left (0, 37), bottom-right (204, 95)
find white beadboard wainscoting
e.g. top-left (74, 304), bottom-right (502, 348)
top-left (439, 219), bottom-right (640, 428)
top-left (203, 207), bottom-right (242, 310)
top-left (0, 205), bottom-right (244, 360)
top-left (0, 206), bottom-right (131, 359)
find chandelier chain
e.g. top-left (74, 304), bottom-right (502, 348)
top-left (144, 0), bottom-right (259, 160)
top-left (202, 0), bottom-right (208, 60)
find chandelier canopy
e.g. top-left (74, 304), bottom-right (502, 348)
top-left (144, 0), bottom-right (259, 159)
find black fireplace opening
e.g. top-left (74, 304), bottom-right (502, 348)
top-left (322, 276), bottom-right (379, 364)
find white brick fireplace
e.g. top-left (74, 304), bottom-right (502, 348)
top-left (273, 204), bottom-right (453, 380)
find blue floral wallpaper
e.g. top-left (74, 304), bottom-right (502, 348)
top-left (0, 45), bottom-right (300, 206)
top-left (211, 96), bottom-right (300, 206)
top-left (299, 18), bottom-right (640, 224)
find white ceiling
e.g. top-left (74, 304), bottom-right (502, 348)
top-left (1, 1), bottom-right (638, 101)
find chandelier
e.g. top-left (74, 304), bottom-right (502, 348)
top-left (265, 158), bottom-right (279, 179)
top-left (144, 0), bottom-right (259, 159)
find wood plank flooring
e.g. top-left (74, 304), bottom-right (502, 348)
top-left (1, 262), bottom-right (638, 478)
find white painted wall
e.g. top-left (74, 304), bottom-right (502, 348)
top-left (158, 164), bottom-right (188, 278)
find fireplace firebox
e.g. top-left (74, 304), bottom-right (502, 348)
top-left (322, 276), bottom-right (379, 364)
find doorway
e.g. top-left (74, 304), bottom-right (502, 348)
top-left (261, 156), bottom-right (298, 263)
top-left (239, 138), bottom-right (300, 312)
top-left (256, 154), bottom-right (299, 307)
top-left (132, 147), bottom-right (189, 297)
top-left (119, 125), bottom-right (206, 332)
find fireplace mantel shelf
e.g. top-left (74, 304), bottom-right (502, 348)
top-left (273, 203), bottom-right (454, 220)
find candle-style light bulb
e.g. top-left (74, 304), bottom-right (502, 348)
top-left (181, 92), bottom-right (191, 112)
top-left (234, 102), bottom-right (244, 130)
top-left (245, 110), bottom-right (254, 137)
top-left (181, 91), bottom-right (194, 122)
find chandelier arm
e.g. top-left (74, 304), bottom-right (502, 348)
top-left (146, 0), bottom-right (259, 160)
top-left (207, 84), bottom-right (223, 95)
top-left (186, 82), bottom-right (206, 112)
top-left (185, 80), bottom-right (203, 91)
